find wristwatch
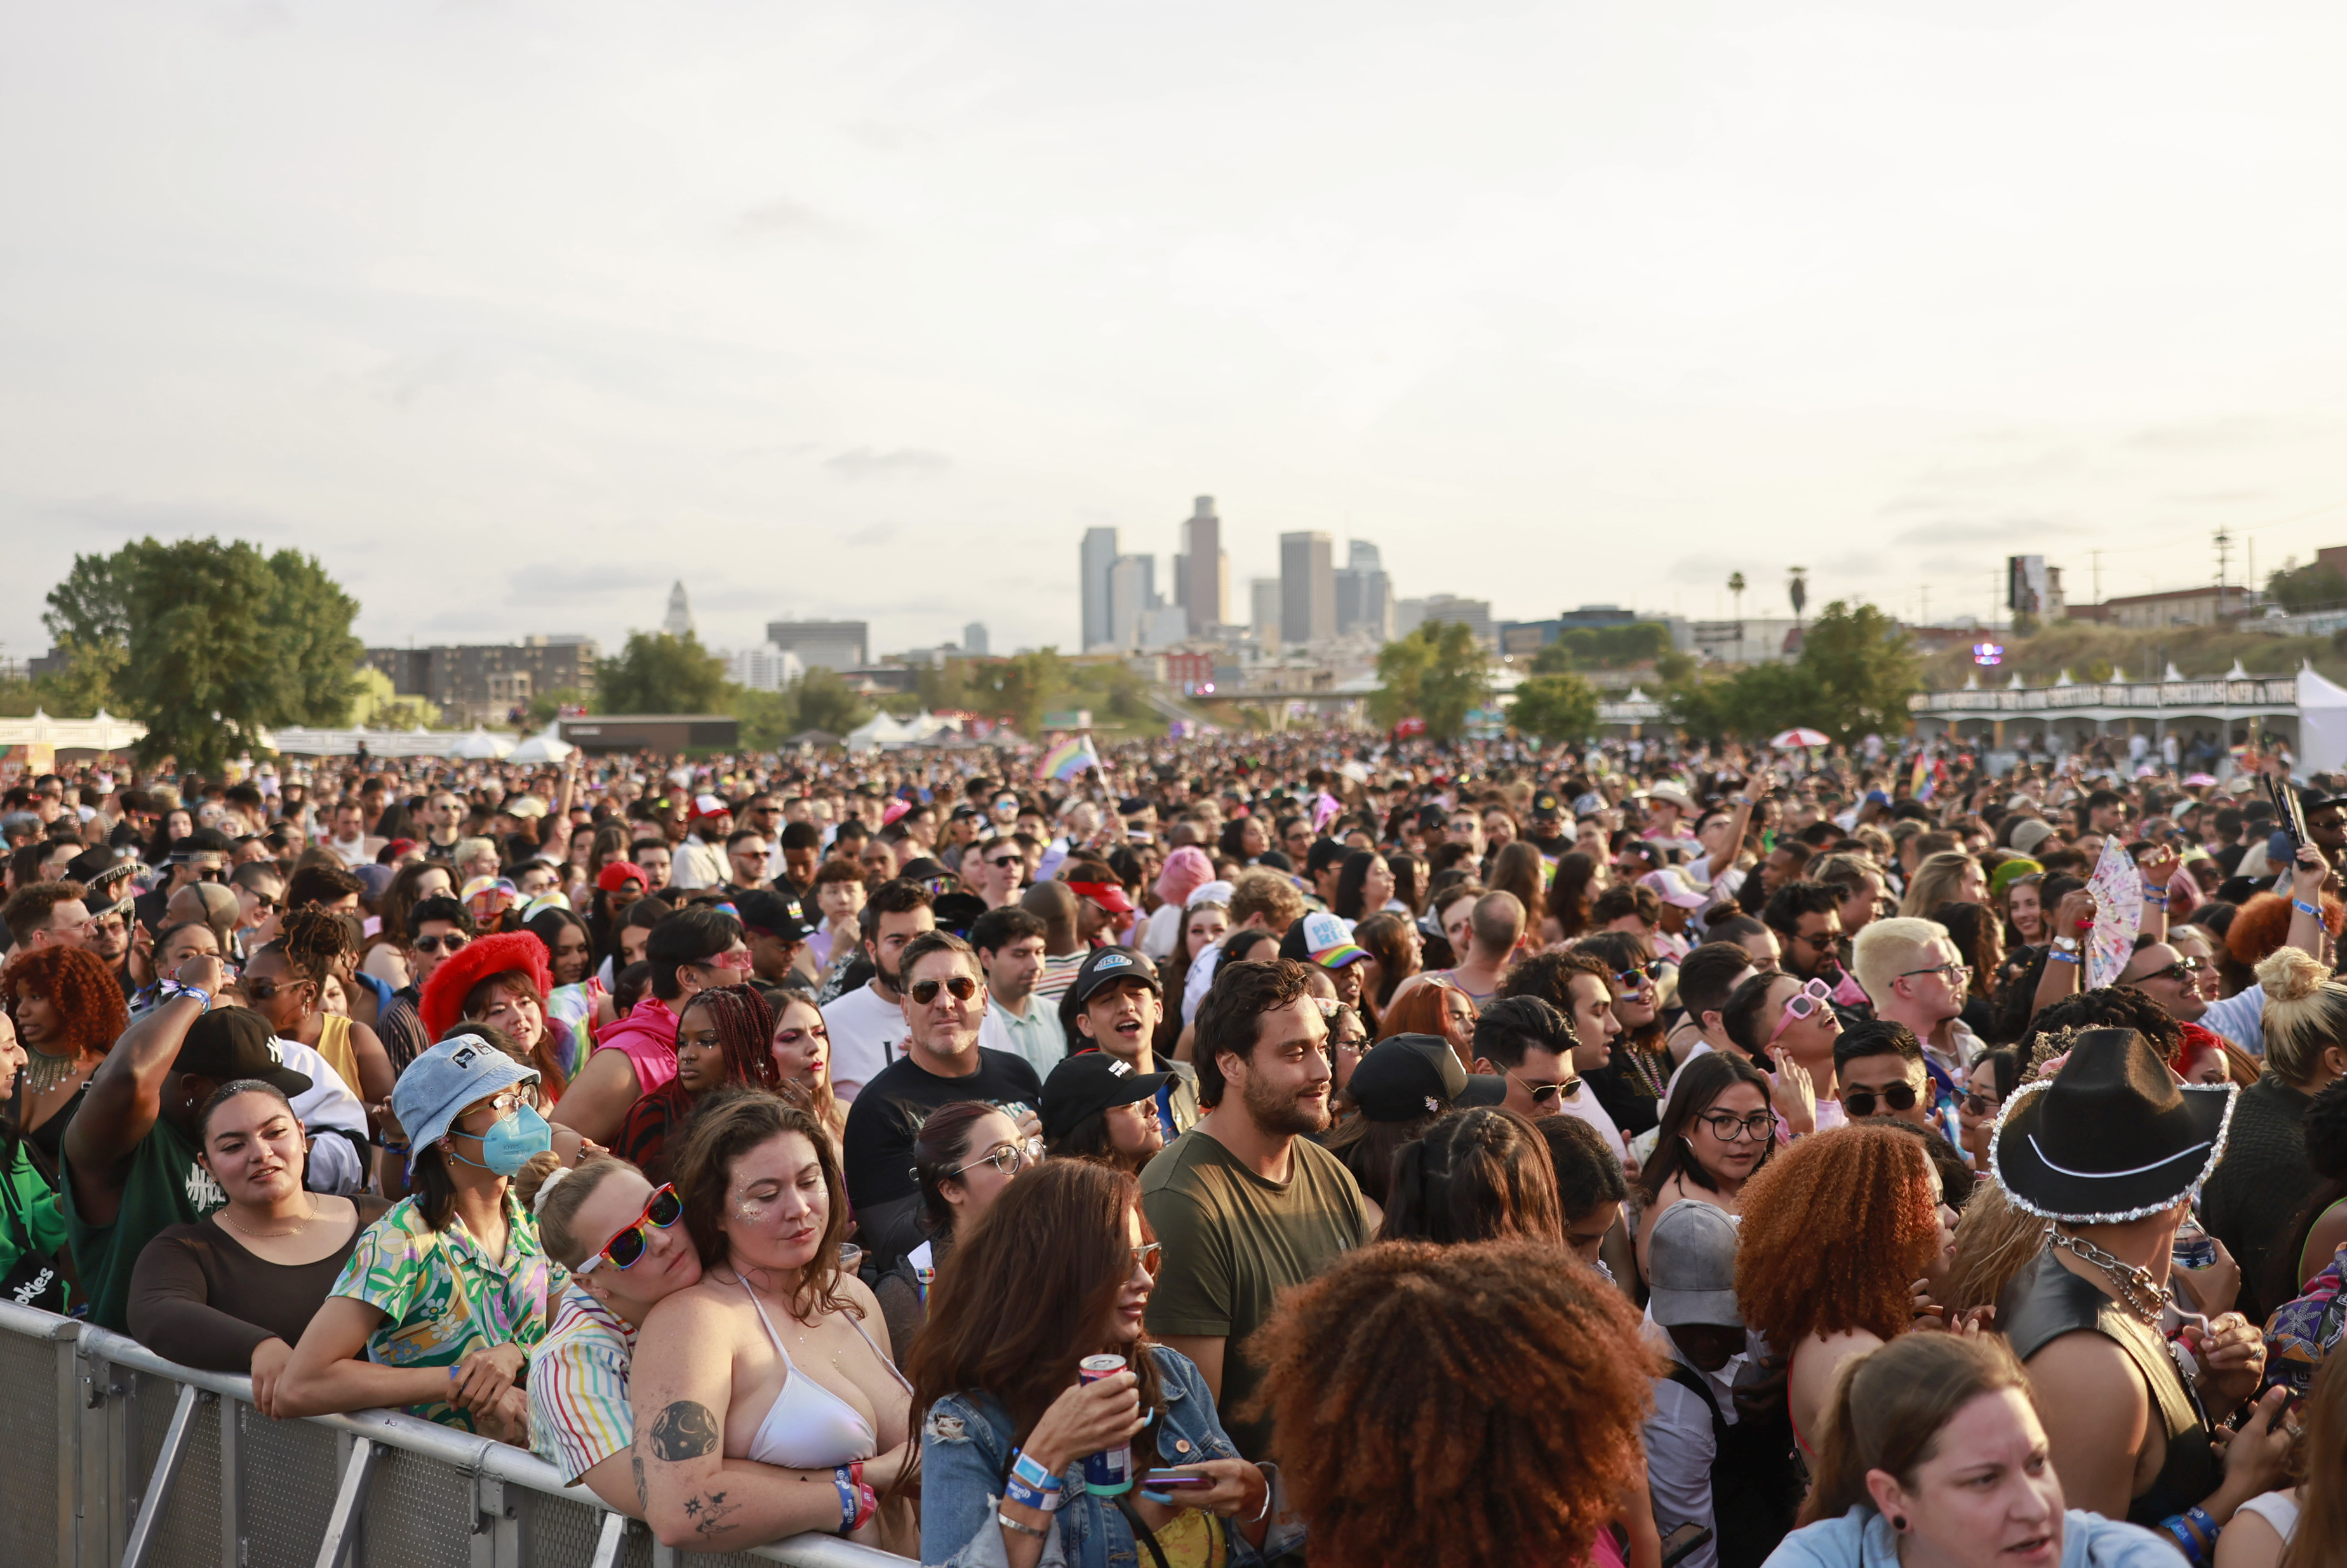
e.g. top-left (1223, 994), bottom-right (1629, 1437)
top-left (2052, 934), bottom-right (2080, 952)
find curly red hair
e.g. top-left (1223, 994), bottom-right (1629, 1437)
top-left (1247, 1239), bottom-right (1660, 1568)
top-left (1735, 1122), bottom-right (1942, 1348)
top-left (417, 931), bottom-right (551, 1043)
top-left (1, 945), bottom-right (129, 1060)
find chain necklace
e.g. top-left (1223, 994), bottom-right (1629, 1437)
top-left (217, 1193), bottom-right (320, 1241)
top-left (18, 1043), bottom-right (83, 1096)
top-left (2048, 1227), bottom-right (2170, 1327)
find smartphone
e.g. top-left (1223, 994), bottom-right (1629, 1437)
top-left (1660, 1522), bottom-right (1713, 1568)
top-left (1138, 1470), bottom-right (1214, 1489)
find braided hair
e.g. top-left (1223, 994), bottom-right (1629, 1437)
top-left (674, 983), bottom-right (781, 1094)
top-left (1377, 1107), bottom-right (1565, 1246)
top-left (260, 905), bottom-right (358, 988)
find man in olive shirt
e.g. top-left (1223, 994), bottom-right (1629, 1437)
top-left (1142, 957), bottom-right (1369, 1462)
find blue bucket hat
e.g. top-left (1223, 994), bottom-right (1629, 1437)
top-left (392, 1033), bottom-right (540, 1174)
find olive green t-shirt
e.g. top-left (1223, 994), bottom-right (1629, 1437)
top-left (64, 1115), bottom-right (220, 1333)
top-left (1139, 1126), bottom-right (1369, 1463)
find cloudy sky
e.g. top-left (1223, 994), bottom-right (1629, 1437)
top-left (6, 2), bottom-right (2347, 669)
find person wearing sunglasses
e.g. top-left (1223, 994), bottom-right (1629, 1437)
top-left (840, 930), bottom-right (1044, 1273)
top-left (1635, 1050), bottom-right (1778, 1285)
top-left (1723, 969), bottom-right (1841, 1134)
top-left (613, 983), bottom-right (781, 1184)
top-left (1830, 1020), bottom-right (1937, 1133)
top-left (913, 1157), bottom-right (1287, 1568)
top-left (1852, 916), bottom-right (1979, 1100)
top-left (875, 1100), bottom-right (1034, 1356)
top-left (1955, 1046), bottom-right (2021, 1174)
top-left (970, 835), bottom-right (1032, 912)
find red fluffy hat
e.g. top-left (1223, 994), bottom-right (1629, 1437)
top-left (419, 931), bottom-right (553, 1044)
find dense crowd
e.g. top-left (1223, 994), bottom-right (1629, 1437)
top-left (3, 730), bottom-right (2346, 1565)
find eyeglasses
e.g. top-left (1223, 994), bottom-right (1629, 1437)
top-left (460, 1091), bottom-right (527, 1129)
top-left (1695, 1109), bottom-right (1775, 1143)
top-left (2134, 958), bottom-right (2203, 986)
top-left (1791, 929), bottom-right (1838, 950)
top-left (695, 950), bottom-right (753, 972)
top-left (985, 854), bottom-right (1024, 870)
top-left (1130, 1242), bottom-right (1163, 1277)
top-left (241, 978), bottom-right (307, 1003)
top-left (951, 1141), bottom-right (1029, 1179)
top-left (1767, 978), bottom-right (1835, 1042)
top-left (411, 933), bottom-right (469, 955)
top-left (1896, 961), bottom-right (1971, 985)
top-left (1841, 1081), bottom-right (1920, 1117)
top-left (912, 874), bottom-right (959, 897)
top-left (910, 974), bottom-right (980, 1006)
top-left (1962, 1090), bottom-right (2003, 1117)
top-left (1508, 1069), bottom-right (1582, 1106)
top-left (575, 1184), bottom-right (684, 1275)
top-left (1330, 1033), bottom-right (1370, 1055)
top-left (1612, 960), bottom-right (1666, 988)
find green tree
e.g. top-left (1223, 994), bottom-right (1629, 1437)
top-left (2270, 557), bottom-right (2347, 611)
top-left (1799, 600), bottom-right (1920, 743)
top-left (1509, 672), bottom-right (1600, 743)
top-left (594, 631), bottom-right (729, 714)
top-left (36, 639), bottom-right (127, 716)
top-left (43, 538), bottom-right (362, 771)
top-left (790, 668), bottom-right (868, 736)
top-left (350, 667), bottom-right (438, 729)
top-left (956, 651), bottom-right (1062, 737)
top-left (1372, 622), bottom-right (1491, 741)
top-left (727, 686), bottom-right (796, 750)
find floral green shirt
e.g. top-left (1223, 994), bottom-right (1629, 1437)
top-left (330, 1190), bottom-right (562, 1430)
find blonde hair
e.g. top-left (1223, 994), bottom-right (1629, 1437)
top-left (2256, 947), bottom-right (2347, 1086)
top-left (1897, 852), bottom-right (1978, 919)
top-left (1852, 916), bottom-right (1951, 1005)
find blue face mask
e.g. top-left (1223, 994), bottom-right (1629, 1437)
top-left (450, 1103), bottom-right (552, 1177)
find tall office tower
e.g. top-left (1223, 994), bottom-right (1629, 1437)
top-left (1250, 578), bottom-right (1281, 643)
top-left (662, 580), bottom-right (695, 639)
top-left (963, 622), bottom-right (990, 656)
top-left (1335, 540), bottom-right (1394, 639)
top-left (1180, 496), bottom-right (1228, 634)
top-left (1080, 528), bottom-right (1120, 649)
top-left (1107, 554), bottom-right (1157, 650)
top-left (1280, 531), bottom-right (1335, 646)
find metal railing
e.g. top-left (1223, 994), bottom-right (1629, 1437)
top-left (0, 1299), bottom-right (912, 1568)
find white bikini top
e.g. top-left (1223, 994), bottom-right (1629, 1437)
top-left (731, 1273), bottom-right (911, 1470)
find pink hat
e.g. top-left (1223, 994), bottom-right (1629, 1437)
top-left (1154, 845), bottom-right (1214, 908)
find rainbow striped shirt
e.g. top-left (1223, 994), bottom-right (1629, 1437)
top-left (528, 1284), bottom-right (637, 1484)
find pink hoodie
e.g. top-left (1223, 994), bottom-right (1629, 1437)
top-left (592, 994), bottom-right (681, 1096)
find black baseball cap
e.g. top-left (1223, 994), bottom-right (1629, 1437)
top-left (1346, 1033), bottom-right (1506, 1124)
top-left (173, 1007), bottom-right (314, 1097)
top-left (1042, 1051), bottom-right (1171, 1141)
top-left (1119, 796), bottom-right (1153, 816)
top-left (1530, 791), bottom-right (1563, 820)
top-left (1069, 946), bottom-right (1161, 1008)
top-left (733, 889), bottom-right (817, 943)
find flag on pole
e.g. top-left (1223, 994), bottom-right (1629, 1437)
top-left (1908, 752), bottom-right (1929, 801)
top-left (1036, 735), bottom-right (1100, 783)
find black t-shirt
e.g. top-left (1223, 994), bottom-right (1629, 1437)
top-left (841, 1048), bottom-right (1043, 1213)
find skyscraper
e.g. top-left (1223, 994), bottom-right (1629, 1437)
top-left (1280, 531), bottom-right (1335, 646)
top-left (1250, 578), bottom-right (1281, 644)
top-left (662, 580), bottom-right (695, 639)
top-left (963, 621), bottom-right (990, 656)
top-left (1335, 540), bottom-right (1393, 639)
top-left (1107, 554), bottom-right (1156, 650)
top-left (1080, 527), bottom-right (1120, 650)
top-left (1180, 496), bottom-right (1228, 635)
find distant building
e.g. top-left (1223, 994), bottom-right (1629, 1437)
top-left (731, 645), bottom-right (805, 693)
top-left (963, 621), bottom-right (990, 656)
top-left (765, 620), bottom-right (869, 672)
top-left (1560, 605), bottom-right (1637, 628)
top-left (1080, 528), bottom-right (1120, 650)
top-left (1280, 531), bottom-right (1335, 645)
top-left (1107, 555), bottom-right (1156, 650)
top-left (364, 637), bottom-right (601, 726)
top-left (1395, 598), bottom-right (1428, 637)
top-left (1250, 578), bottom-right (1281, 644)
top-left (1690, 618), bottom-right (1802, 665)
top-left (1335, 540), bottom-right (1393, 640)
top-left (1175, 496), bottom-right (1231, 635)
top-left (2068, 585), bottom-right (2248, 630)
top-left (1418, 595), bottom-right (1495, 649)
top-left (662, 581), bottom-right (695, 639)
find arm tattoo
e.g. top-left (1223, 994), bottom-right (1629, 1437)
top-left (648, 1400), bottom-right (721, 1461)
top-left (683, 1489), bottom-right (744, 1538)
top-left (631, 1451), bottom-right (648, 1509)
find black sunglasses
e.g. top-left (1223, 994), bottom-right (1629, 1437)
top-left (1842, 1081), bottom-right (1919, 1117)
top-left (1962, 1090), bottom-right (2003, 1117)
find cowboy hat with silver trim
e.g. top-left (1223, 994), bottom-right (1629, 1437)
top-left (1989, 1027), bottom-right (2236, 1224)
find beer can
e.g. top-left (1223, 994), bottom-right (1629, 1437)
top-left (1077, 1353), bottom-right (1133, 1495)
top-left (2172, 1214), bottom-right (2218, 1271)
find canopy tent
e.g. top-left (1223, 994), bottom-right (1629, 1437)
top-left (845, 712), bottom-right (961, 752)
top-left (2298, 665), bottom-right (2347, 773)
top-left (265, 724), bottom-right (516, 758)
top-left (505, 726), bottom-right (574, 764)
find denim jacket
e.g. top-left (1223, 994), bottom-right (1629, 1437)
top-left (919, 1345), bottom-right (1306, 1568)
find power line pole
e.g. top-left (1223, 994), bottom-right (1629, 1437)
top-left (2091, 548), bottom-right (2102, 607)
top-left (2216, 528), bottom-right (2234, 618)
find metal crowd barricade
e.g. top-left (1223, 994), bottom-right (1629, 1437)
top-left (0, 1299), bottom-right (913, 1568)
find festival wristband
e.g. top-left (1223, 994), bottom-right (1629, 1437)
top-left (156, 983), bottom-right (213, 1012)
top-left (2296, 899), bottom-right (2321, 917)
top-left (1003, 1473), bottom-right (1062, 1513)
top-left (2045, 948), bottom-right (2081, 966)
top-left (1009, 1449), bottom-right (1064, 1493)
top-left (833, 1467), bottom-right (860, 1534)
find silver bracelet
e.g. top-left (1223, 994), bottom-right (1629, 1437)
top-left (1248, 1462), bottom-right (1276, 1524)
top-left (998, 1510), bottom-right (1048, 1539)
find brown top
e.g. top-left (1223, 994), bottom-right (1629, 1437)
top-left (126, 1195), bottom-right (392, 1371)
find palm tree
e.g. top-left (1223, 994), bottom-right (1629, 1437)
top-left (1788, 567), bottom-right (1809, 625)
top-left (1727, 572), bottom-right (1746, 625)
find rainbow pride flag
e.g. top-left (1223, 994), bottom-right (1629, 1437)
top-left (1036, 735), bottom-right (1100, 782)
